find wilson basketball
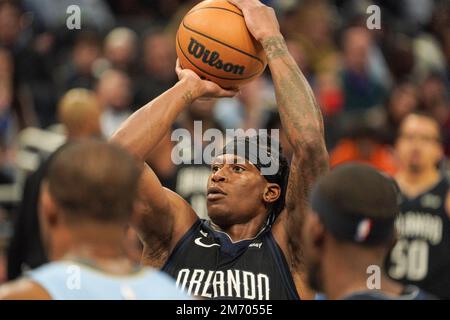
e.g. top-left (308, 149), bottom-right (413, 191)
top-left (176, 0), bottom-right (267, 88)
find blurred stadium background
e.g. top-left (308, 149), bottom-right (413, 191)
top-left (0, 0), bottom-right (449, 283)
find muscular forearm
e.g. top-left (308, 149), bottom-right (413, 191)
top-left (111, 79), bottom-right (198, 160)
top-left (262, 36), bottom-right (324, 152)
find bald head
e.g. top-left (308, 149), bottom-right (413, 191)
top-left (58, 88), bottom-right (102, 139)
top-left (44, 140), bottom-right (141, 225)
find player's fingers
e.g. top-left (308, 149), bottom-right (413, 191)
top-left (228, 0), bottom-right (260, 9)
top-left (175, 59), bottom-right (183, 75)
top-left (217, 86), bottom-right (240, 98)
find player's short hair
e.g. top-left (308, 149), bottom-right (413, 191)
top-left (45, 139), bottom-right (141, 224)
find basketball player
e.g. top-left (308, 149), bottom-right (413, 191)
top-left (0, 140), bottom-right (189, 299)
top-left (385, 112), bottom-right (450, 299)
top-left (8, 88), bottom-right (103, 280)
top-left (112, 0), bottom-right (328, 299)
top-left (303, 163), bottom-right (434, 300)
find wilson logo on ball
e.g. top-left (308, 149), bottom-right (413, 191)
top-left (187, 38), bottom-right (245, 75)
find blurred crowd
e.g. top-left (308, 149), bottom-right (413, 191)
top-left (0, 0), bottom-right (449, 284)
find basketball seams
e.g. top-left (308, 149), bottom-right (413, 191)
top-left (182, 20), bottom-right (265, 66)
top-left (187, 6), bottom-right (243, 17)
top-left (176, 33), bottom-right (261, 82)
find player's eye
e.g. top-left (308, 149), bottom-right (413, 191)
top-left (212, 165), bottom-right (220, 173)
top-left (233, 166), bottom-right (245, 173)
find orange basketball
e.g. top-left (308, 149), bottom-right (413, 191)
top-left (176, 0), bottom-right (267, 89)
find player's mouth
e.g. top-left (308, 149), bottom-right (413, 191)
top-left (207, 186), bottom-right (227, 201)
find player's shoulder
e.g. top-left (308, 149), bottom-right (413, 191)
top-left (0, 278), bottom-right (52, 300)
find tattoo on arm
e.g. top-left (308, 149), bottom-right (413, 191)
top-left (262, 36), bottom-right (289, 61)
top-left (182, 90), bottom-right (194, 105)
top-left (266, 34), bottom-right (329, 267)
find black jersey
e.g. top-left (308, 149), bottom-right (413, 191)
top-left (385, 176), bottom-right (450, 299)
top-left (162, 219), bottom-right (300, 300)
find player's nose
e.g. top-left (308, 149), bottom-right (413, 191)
top-left (211, 169), bottom-right (227, 183)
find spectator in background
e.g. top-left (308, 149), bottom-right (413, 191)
top-left (214, 77), bottom-right (275, 130)
top-left (329, 118), bottom-right (397, 176)
top-left (96, 69), bottom-right (132, 137)
top-left (375, 81), bottom-right (419, 145)
top-left (0, 0), bottom-right (52, 128)
top-left (57, 89), bottom-right (102, 139)
top-left (103, 27), bottom-right (138, 75)
top-left (7, 88), bottom-right (102, 280)
top-left (57, 32), bottom-right (102, 94)
top-left (421, 73), bottom-right (449, 117)
top-left (340, 27), bottom-right (386, 114)
top-left (284, 0), bottom-right (339, 76)
top-left (133, 30), bottom-right (177, 110)
top-left (314, 71), bottom-right (344, 149)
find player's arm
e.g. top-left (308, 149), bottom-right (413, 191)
top-left (111, 65), bottom-right (237, 251)
top-left (230, 0), bottom-right (329, 262)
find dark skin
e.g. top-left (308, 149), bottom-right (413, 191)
top-left (0, 184), bottom-right (139, 299)
top-left (112, 0), bottom-right (328, 298)
top-left (302, 211), bottom-right (404, 300)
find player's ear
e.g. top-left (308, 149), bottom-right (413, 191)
top-left (263, 183), bottom-right (281, 204)
top-left (310, 213), bottom-right (326, 250)
top-left (39, 181), bottom-right (59, 228)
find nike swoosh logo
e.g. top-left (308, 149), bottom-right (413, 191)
top-left (194, 237), bottom-right (220, 248)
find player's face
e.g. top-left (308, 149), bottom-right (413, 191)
top-left (396, 115), bottom-right (443, 173)
top-left (206, 154), bottom-right (270, 226)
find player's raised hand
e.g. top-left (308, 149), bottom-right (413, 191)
top-left (228, 0), bottom-right (281, 43)
top-left (175, 59), bottom-right (239, 100)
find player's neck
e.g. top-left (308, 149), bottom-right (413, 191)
top-left (396, 167), bottom-right (440, 197)
top-left (211, 216), bottom-right (267, 242)
top-left (323, 246), bottom-right (402, 300)
top-left (51, 224), bottom-right (130, 266)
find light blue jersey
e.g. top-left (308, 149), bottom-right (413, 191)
top-left (27, 261), bottom-right (192, 300)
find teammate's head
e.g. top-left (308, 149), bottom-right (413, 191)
top-left (39, 140), bottom-right (141, 257)
top-left (206, 134), bottom-right (289, 229)
top-left (58, 88), bottom-right (102, 139)
top-left (395, 111), bottom-right (443, 174)
top-left (302, 163), bottom-right (398, 293)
